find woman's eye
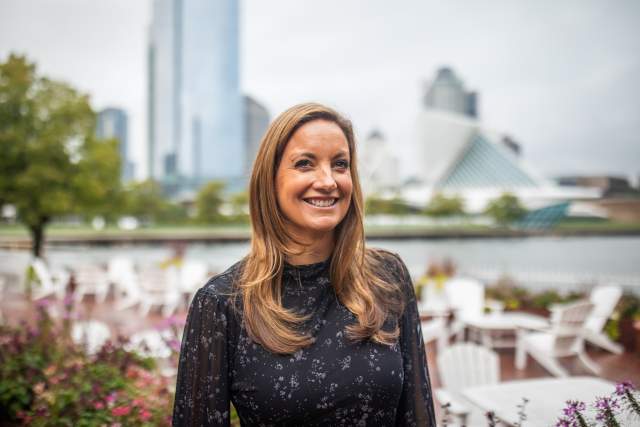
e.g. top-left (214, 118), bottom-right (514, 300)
top-left (334, 160), bottom-right (350, 169)
top-left (294, 159), bottom-right (312, 168)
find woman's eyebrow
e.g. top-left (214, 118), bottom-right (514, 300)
top-left (289, 152), bottom-right (317, 161)
top-left (289, 150), bottom-right (349, 161)
top-left (332, 151), bottom-right (349, 159)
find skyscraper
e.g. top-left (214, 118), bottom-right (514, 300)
top-left (423, 67), bottom-right (478, 118)
top-left (147, 0), bottom-right (243, 194)
top-left (243, 96), bottom-right (270, 176)
top-left (96, 107), bottom-right (134, 182)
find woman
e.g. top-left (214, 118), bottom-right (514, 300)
top-left (172, 103), bottom-right (436, 426)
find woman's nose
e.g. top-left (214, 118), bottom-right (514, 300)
top-left (313, 165), bottom-right (338, 191)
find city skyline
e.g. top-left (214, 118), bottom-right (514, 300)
top-left (1, 0), bottom-right (639, 182)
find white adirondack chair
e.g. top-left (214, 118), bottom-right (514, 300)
top-left (127, 329), bottom-right (177, 377)
top-left (137, 265), bottom-right (181, 317)
top-left (30, 258), bottom-right (69, 300)
top-left (436, 343), bottom-right (500, 426)
top-left (444, 277), bottom-right (485, 341)
top-left (421, 317), bottom-right (448, 353)
top-left (71, 320), bottom-right (111, 355)
top-left (516, 300), bottom-right (598, 377)
top-left (109, 257), bottom-right (142, 310)
top-left (584, 284), bottom-right (623, 354)
top-left (74, 264), bottom-right (111, 303)
top-left (179, 260), bottom-right (208, 306)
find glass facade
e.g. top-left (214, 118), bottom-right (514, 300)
top-left (148, 0), bottom-right (243, 193)
top-left (438, 134), bottom-right (538, 189)
top-left (97, 107), bottom-right (133, 182)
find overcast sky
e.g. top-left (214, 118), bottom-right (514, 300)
top-left (1, 0), bottom-right (639, 182)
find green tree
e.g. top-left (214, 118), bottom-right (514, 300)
top-left (0, 54), bottom-right (121, 256)
top-left (121, 179), bottom-right (187, 224)
top-left (228, 190), bottom-right (250, 223)
top-left (195, 181), bottom-right (226, 223)
top-left (485, 193), bottom-right (527, 226)
top-left (365, 195), bottom-right (413, 215)
top-left (423, 193), bottom-right (465, 217)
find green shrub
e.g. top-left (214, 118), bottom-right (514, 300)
top-left (0, 300), bottom-right (173, 426)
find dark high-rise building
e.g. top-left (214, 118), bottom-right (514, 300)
top-left (423, 67), bottom-right (479, 118)
top-left (96, 107), bottom-right (134, 182)
top-left (147, 0), bottom-right (243, 195)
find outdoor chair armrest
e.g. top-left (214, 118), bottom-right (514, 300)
top-left (435, 388), bottom-right (471, 417)
top-left (515, 324), bottom-right (550, 333)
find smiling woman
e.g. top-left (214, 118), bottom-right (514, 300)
top-left (275, 119), bottom-right (353, 248)
top-left (172, 103), bottom-right (436, 426)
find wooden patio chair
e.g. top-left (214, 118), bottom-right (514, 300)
top-left (436, 342), bottom-right (500, 426)
top-left (515, 300), bottom-right (598, 377)
top-left (584, 284), bottom-right (623, 354)
top-left (30, 257), bottom-right (69, 300)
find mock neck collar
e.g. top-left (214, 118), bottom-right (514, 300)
top-left (283, 257), bottom-right (331, 280)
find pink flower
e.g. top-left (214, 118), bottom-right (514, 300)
top-left (36, 298), bottom-right (52, 308)
top-left (94, 401), bottom-right (105, 410)
top-left (63, 293), bottom-right (74, 305)
top-left (105, 391), bottom-right (118, 405)
top-left (168, 338), bottom-right (181, 352)
top-left (139, 409), bottom-right (152, 421)
top-left (111, 406), bottom-right (132, 417)
top-left (132, 398), bottom-right (144, 407)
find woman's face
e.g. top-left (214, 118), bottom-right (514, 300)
top-left (275, 119), bottom-right (353, 243)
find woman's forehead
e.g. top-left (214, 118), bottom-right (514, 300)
top-left (284, 120), bottom-right (350, 156)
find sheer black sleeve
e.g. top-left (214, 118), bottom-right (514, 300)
top-left (392, 254), bottom-right (437, 427)
top-left (172, 283), bottom-right (233, 426)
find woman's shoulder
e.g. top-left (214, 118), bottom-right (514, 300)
top-left (195, 259), bottom-right (245, 302)
top-left (366, 247), bottom-right (409, 279)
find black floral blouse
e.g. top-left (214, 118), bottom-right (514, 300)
top-left (172, 251), bottom-right (436, 426)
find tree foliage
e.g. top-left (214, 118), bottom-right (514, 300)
top-left (365, 195), bottom-right (413, 216)
top-left (195, 181), bottom-right (226, 223)
top-left (123, 180), bottom-right (165, 221)
top-left (485, 193), bottom-right (527, 226)
top-left (423, 193), bottom-right (465, 217)
top-left (0, 54), bottom-right (121, 256)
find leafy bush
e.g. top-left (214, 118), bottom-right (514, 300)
top-left (0, 300), bottom-right (173, 426)
top-left (485, 277), bottom-right (585, 312)
top-left (423, 193), bottom-right (465, 217)
top-left (365, 195), bottom-right (414, 215)
top-left (484, 193), bottom-right (526, 226)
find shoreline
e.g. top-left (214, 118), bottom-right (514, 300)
top-left (1, 226), bottom-right (640, 250)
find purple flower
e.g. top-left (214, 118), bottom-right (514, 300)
top-left (167, 338), bottom-right (181, 352)
top-left (615, 381), bottom-right (635, 396)
top-left (595, 396), bottom-right (619, 411)
top-left (563, 400), bottom-right (586, 418)
top-left (155, 314), bottom-right (186, 330)
top-left (595, 396), bottom-right (620, 422)
top-left (555, 417), bottom-right (574, 427)
top-left (35, 298), bottom-right (52, 308)
top-left (63, 293), bottom-right (74, 306)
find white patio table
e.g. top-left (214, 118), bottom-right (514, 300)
top-left (465, 312), bottom-right (549, 348)
top-left (462, 376), bottom-right (623, 426)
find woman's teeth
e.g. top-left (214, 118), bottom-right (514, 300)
top-left (304, 198), bottom-right (337, 207)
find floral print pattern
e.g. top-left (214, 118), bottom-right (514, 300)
top-left (172, 251), bottom-right (436, 426)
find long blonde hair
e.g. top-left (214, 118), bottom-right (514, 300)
top-left (238, 102), bottom-right (404, 354)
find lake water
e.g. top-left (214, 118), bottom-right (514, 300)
top-left (1, 236), bottom-right (639, 292)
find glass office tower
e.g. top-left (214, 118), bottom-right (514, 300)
top-left (148, 0), bottom-right (243, 194)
